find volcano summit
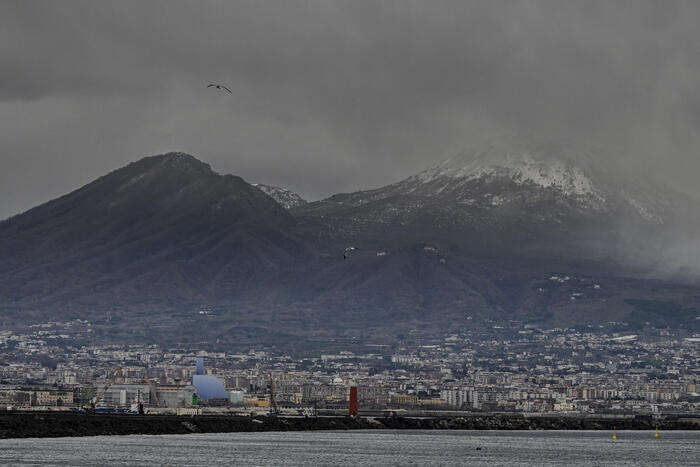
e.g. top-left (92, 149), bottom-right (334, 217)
top-left (1, 142), bottom-right (698, 349)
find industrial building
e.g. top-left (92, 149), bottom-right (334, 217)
top-left (192, 356), bottom-right (227, 404)
top-left (92, 358), bottom-right (227, 409)
top-left (156, 384), bottom-right (196, 408)
top-left (97, 383), bottom-right (152, 407)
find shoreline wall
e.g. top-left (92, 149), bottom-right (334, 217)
top-left (0, 413), bottom-right (697, 439)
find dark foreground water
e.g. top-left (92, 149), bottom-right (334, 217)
top-left (0, 430), bottom-right (697, 466)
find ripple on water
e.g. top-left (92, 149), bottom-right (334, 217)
top-left (0, 430), bottom-right (697, 466)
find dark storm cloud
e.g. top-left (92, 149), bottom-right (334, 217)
top-left (1, 0), bottom-right (700, 219)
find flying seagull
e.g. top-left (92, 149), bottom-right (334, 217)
top-left (344, 246), bottom-right (358, 260)
top-left (207, 83), bottom-right (232, 94)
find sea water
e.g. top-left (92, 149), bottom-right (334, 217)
top-left (0, 430), bottom-right (697, 466)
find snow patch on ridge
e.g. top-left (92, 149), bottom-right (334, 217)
top-left (254, 183), bottom-right (307, 209)
top-left (625, 196), bottom-right (662, 223)
top-left (416, 152), bottom-right (601, 198)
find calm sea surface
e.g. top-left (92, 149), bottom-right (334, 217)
top-left (0, 430), bottom-right (697, 466)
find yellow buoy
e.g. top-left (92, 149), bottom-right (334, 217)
top-left (612, 426), bottom-right (617, 440)
top-left (654, 427), bottom-right (659, 438)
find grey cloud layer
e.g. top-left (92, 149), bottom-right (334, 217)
top-left (2, 0), bottom-right (699, 219)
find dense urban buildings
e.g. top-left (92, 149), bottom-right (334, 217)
top-left (0, 319), bottom-right (697, 416)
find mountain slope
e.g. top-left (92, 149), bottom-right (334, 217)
top-left (283, 137), bottom-right (700, 340)
top-left (253, 183), bottom-right (307, 209)
top-left (292, 137), bottom-right (689, 261)
top-left (0, 146), bottom-right (697, 349)
top-left (0, 152), bottom-right (306, 322)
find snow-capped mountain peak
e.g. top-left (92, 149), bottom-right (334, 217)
top-left (411, 136), bottom-right (606, 199)
top-left (299, 136), bottom-right (684, 226)
top-left (416, 152), bottom-right (599, 198)
top-left (393, 136), bottom-right (683, 223)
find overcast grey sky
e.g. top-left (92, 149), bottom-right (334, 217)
top-left (1, 0), bottom-right (699, 219)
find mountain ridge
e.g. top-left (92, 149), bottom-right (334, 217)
top-left (253, 183), bottom-right (307, 209)
top-left (0, 152), bottom-right (305, 315)
top-left (291, 137), bottom-right (694, 269)
top-left (295, 137), bottom-right (685, 224)
top-left (1, 146), bottom-right (698, 349)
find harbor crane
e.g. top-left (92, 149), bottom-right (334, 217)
top-left (147, 380), bottom-right (160, 407)
top-left (268, 372), bottom-right (280, 416)
top-left (83, 366), bottom-right (122, 413)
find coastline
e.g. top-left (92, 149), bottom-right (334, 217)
top-left (0, 412), bottom-right (697, 439)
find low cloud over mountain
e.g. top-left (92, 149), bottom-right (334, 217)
top-left (1, 143), bottom-right (698, 347)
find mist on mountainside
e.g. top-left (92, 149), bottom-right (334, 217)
top-left (1, 141), bottom-right (698, 346)
top-left (295, 135), bottom-right (700, 281)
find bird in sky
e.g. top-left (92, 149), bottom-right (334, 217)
top-left (207, 83), bottom-right (232, 93)
top-left (344, 246), bottom-right (358, 260)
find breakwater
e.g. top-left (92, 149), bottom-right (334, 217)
top-left (0, 412), bottom-right (697, 439)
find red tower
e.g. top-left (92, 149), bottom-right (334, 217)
top-left (349, 386), bottom-right (359, 416)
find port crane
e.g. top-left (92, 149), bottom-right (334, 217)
top-left (268, 372), bottom-right (280, 416)
top-left (83, 366), bottom-right (122, 413)
top-left (147, 380), bottom-right (160, 407)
